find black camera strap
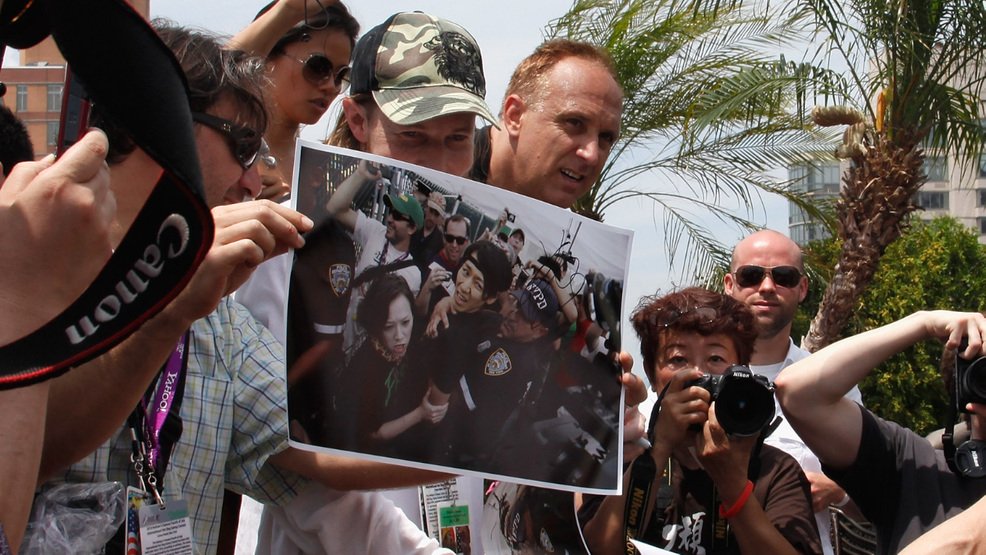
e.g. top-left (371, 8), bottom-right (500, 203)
top-left (943, 389), bottom-right (986, 478)
top-left (0, 0), bottom-right (212, 389)
top-left (622, 383), bottom-right (775, 554)
top-left (624, 385), bottom-right (673, 554)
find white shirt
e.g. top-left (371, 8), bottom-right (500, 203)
top-left (754, 337), bottom-right (864, 555)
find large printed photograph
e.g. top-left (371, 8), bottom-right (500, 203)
top-left (283, 140), bottom-right (633, 493)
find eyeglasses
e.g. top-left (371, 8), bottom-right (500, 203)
top-left (733, 265), bottom-right (803, 289)
top-left (649, 307), bottom-right (717, 328)
top-left (444, 233), bottom-right (468, 245)
top-left (191, 112), bottom-right (262, 170)
top-left (283, 53), bottom-right (351, 88)
top-left (389, 211), bottom-right (413, 224)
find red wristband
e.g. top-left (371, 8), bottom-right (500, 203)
top-left (718, 480), bottom-right (754, 519)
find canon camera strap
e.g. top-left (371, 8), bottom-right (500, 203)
top-left (0, 0), bottom-right (213, 388)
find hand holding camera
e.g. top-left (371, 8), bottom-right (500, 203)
top-left (695, 405), bottom-right (760, 501)
top-left (652, 367), bottom-right (711, 452)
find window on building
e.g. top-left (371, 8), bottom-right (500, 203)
top-left (978, 189), bottom-right (986, 207)
top-left (789, 162), bottom-right (841, 194)
top-left (46, 121), bottom-right (59, 146)
top-left (47, 85), bottom-right (62, 112)
top-left (923, 156), bottom-right (948, 182)
top-left (16, 85), bottom-right (27, 112)
top-left (916, 191), bottom-right (949, 210)
top-left (980, 217), bottom-right (986, 236)
top-left (980, 154), bottom-right (986, 178)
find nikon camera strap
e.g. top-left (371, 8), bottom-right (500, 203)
top-left (0, 0), bottom-right (213, 388)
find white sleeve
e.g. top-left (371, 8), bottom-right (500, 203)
top-left (234, 253), bottom-right (291, 345)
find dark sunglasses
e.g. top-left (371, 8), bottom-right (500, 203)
top-left (191, 112), bottom-right (262, 170)
top-left (444, 233), bottom-right (468, 245)
top-left (284, 53), bottom-right (351, 88)
top-left (389, 211), bottom-right (413, 224)
top-left (733, 265), bottom-right (803, 289)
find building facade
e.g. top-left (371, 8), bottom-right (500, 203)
top-left (789, 153), bottom-right (986, 245)
top-left (0, 0), bottom-right (148, 158)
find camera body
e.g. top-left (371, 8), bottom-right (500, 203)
top-left (955, 338), bottom-right (986, 413)
top-left (686, 365), bottom-right (775, 437)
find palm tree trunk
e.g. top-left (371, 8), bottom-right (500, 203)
top-left (803, 128), bottom-right (926, 352)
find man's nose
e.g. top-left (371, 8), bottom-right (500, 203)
top-left (241, 165), bottom-right (262, 200)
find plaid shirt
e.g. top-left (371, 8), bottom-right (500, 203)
top-left (44, 297), bottom-right (305, 554)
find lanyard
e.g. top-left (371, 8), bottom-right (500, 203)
top-left (143, 332), bottom-right (189, 469)
top-left (129, 331), bottom-right (189, 501)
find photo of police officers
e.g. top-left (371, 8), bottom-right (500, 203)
top-left (284, 144), bottom-right (632, 491)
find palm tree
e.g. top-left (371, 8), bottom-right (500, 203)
top-left (547, 0), bottom-right (844, 277)
top-left (801, 0), bottom-right (986, 351)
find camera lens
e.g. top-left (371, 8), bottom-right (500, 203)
top-left (962, 358), bottom-right (986, 405)
top-left (714, 379), bottom-right (775, 437)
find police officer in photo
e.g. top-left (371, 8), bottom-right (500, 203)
top-left (445, 278), bottom-right (560, 470)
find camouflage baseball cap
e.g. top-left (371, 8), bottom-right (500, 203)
top-left (349, 12), bottom-right (498, 127)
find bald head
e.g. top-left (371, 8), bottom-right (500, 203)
top-left (725, 230), bottom-right (807, 347)
top-left (730, 230), bottom-right (804, 272)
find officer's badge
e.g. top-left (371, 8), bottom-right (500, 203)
top-left (540, 528), bottom-right (554, 552)
top-left (485, 348), bottom-right (511, 376)
top-left (329, 264), bottom-right (352, 297)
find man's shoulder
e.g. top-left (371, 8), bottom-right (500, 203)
top-left (189, 297), bottom-right (284, 379)
top-left (784, 339), bottom-right (811, 364)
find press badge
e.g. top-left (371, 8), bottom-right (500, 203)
top-left (137, 498), bottom-right (193, 555)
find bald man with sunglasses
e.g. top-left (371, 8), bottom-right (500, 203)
top-left (724, 229), bottom-right (863, 555)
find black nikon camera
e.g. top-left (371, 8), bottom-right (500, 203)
top-left (944, 339), bottom-right (986, 478)
top-left (686, 365), bottom-right (775, 437)
top-left (955, 338), bottom-right (986, 412)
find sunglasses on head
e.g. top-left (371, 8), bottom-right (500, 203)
top-left (649, 307), bottom-right (717, 328)
top-left (444, 233), bottom-right (468, 245)
top-left (733, 265), bottom-right (803, 289)
top-left (192, 112), bottom-right (262, 170)
top-left (284, 53), bottom-right (351, 88)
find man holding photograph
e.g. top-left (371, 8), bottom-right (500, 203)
top-left (471, 38), bottom-right (623, 209)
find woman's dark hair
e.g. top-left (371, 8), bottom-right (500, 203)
top-left (630, 287), bottom-right (758, 384)
top-left (255, 1), bottom-right (360, 53)
top-left (457, 240), bottom-right (512, 301)
top-left (358, 274), bottom-right (414, 338)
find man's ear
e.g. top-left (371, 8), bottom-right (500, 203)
top-left (723, 271), bottom-right (736, 296)
top-left (798, 274), bottom-right (808, 302)
top-left (343, 97), bottom-right (371, 145)
top-left (501, 94), bottom-right (527, 139)
top-left (484, 295), bottom-right (498, 306)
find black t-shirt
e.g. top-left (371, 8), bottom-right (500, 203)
top-left (580, 446), bottom-right (823, 555)
top-left (823, 405), bottom-right (986, 554)
top-left (409, 227), bottom-right (445, 272)
top-left (328, 335), bottom-right (429, 459)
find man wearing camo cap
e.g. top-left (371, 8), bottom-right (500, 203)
top-left (328, 11), bottom-right (498, 177)
top-left (243, 12), bottom-right (501, 554)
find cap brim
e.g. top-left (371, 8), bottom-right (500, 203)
top-left (373, 85), bottom-right (499, 128)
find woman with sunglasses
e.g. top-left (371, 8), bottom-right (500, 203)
top-left (579, 287), bottom-right (823, 555)
top-left (231, 0), bottom-right (359, 201)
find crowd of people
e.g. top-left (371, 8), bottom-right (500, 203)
top-left (2, 0), bottom-right (986, 554)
